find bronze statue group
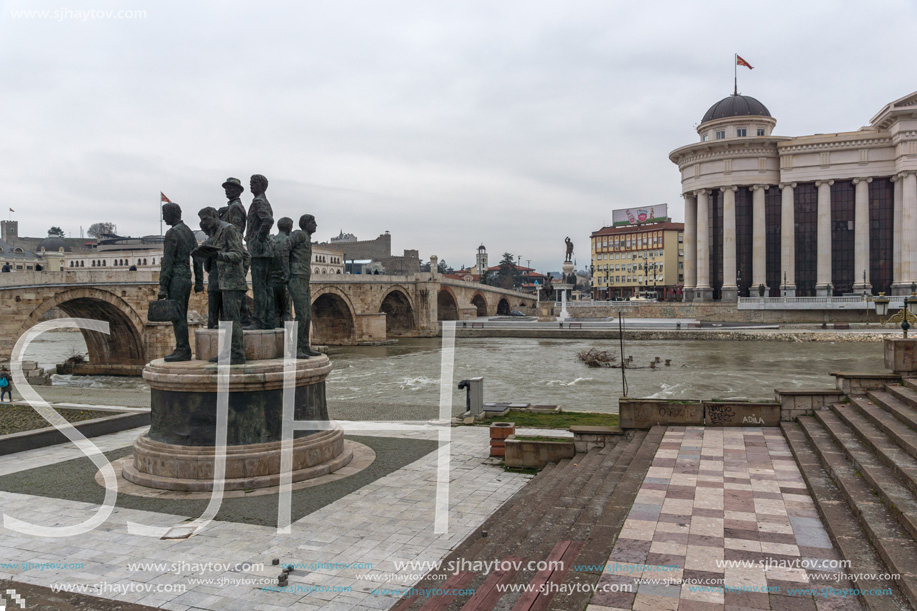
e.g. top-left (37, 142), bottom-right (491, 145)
top-left (157, 175), bottom-right (321, 365)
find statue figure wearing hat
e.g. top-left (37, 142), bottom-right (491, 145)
top-left (246, 174), bottom-right (276, 329)
top-left (157, 202), bottom-right (203, 361)
top-left (218, 177), bottom-right (254, 329)
top-left (193, 207), bottom-right (246, 364)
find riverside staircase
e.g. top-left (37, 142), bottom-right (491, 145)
top-left (393, 428), bottom-right (664, 611)
top-left (783, 376), bottom-right (917, 610)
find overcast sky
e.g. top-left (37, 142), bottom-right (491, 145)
top-left (1, 0), bottom-right (914, 273)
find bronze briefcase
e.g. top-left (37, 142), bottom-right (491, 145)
top-left (148, 299), bottom-right (180, 322)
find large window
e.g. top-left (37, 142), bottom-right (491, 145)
top-left (870, 178), bottom-right (894, 295)
top-left (794, 184), bottom-right (818, 296)
top-left (708, 190), bottom-right (724, 300)
top-left (831, 181), bottom-right (855, 295)
top-left (735, 187), bottom-right (753, 296)
top-left (765, 188), bottom-right (781, 296)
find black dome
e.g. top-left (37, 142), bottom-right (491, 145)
top-left (702, 94), bottom-right (770, 123)
top-left (38, 237), bottom-right (70, 252)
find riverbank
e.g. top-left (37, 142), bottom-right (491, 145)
top-left (454, 327), bottom-right (897, 342)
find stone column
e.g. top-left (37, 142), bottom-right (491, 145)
top-left (892, 174), bottom-right (905, 294)
top-left (853, 178), bottom-right (873, 293)
top-left (902, 172), bottom-right (917, 290)
top-left (695, 189), bottom-right (713, 302)
top-left (683, 192), bottom-right (697, 302)
top-left (721, 186), bottom-right (738, 301)
top-left (815, 180), bottom-right (834, 296)
top-left (780, 183), bottom-right (796, 296)
top-left (751, 185), bottom-right (768, 291)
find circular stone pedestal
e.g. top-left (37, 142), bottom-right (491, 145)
top-left (121, 427), bottom-right (352, 491)
top-left (123, 354), bottom-right (352, 491)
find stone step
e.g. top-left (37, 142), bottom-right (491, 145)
top-left (454, 445), bottom-right (618, 608)
top-left (903, 378), bottom-right (917, 395)
top-left (797, 415), bottom-right (917, 608)
top-left (854, 395), bottom-right (917, 465)
top-left (495, 431), bottom-right (654, 611)
top-left (395, 432), bottom-right (650, 611)
top-left (552, 427), bottom-right (666, 611)
top-left (820, 406), bottom-right (917, 540)
top-left (874, 386), bottom-right (917, 432)
top-left (782, 421), bottom-right (912, 611)
top-left (407, 449), bottom-right (606, 600)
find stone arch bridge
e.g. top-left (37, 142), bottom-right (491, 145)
top-left (0, 270), bottom-right (536, 374)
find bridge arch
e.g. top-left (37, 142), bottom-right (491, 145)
top-left (497, 297), bottom-right (511, 315)
top-left (437, 288), bottom-right (459, 321)
top-left (471, 293), bottom-right (488, 317)
top-left (310, 286), bottom-right (356, 345)
top-left (379, 287), bottom-right (415, 336)
top-left (19, 287), bottom-right (146, 367)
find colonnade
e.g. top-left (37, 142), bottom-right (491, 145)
top-left (682, 171), bottom-right (917, 300)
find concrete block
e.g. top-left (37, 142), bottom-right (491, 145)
top-left (619, 399), bottom-right (703, 429)
top-left (704, 402), bottom-right (780, 427)
top-left (885, 338), bottom-right (917, 374)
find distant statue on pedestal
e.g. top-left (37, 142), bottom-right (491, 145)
top-left (288, 215), bottom-right (322, 359)
top-left (564, 237), bottom-right (574, 263)
top-left (157, 203), bottom-right (203, 362)
top-left (194, 207), bottom-right (246, 364)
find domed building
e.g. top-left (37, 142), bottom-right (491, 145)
top-left (669, 90), bottom-right (917, 300)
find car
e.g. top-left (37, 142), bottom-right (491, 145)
top-left (509, 310), bottom-right (526, 317)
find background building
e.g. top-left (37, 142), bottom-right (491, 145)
top-left (670, 90), bottom-right (917, 301)
top-left (317, 230), bottom-right (419, 274)
top-left (590, 213), bottom-right (684, 300)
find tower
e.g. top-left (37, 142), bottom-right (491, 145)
top-left (476, 244), bottom-right (488, 276)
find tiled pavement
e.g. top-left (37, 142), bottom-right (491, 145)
top-left (588, 426), bottom-right (864, 611)
top-left (0, 425), bottom-right (531, 610)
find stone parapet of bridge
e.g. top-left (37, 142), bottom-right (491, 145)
top-left (0, 270), bottom-right (536, 373)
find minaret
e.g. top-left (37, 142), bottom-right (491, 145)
top-left (476, 244), bottom-right (488, 277)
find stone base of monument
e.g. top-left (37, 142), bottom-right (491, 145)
top-left (195, 328), bottom-right (286, 362)
top-left (124, 340), bottom-right (352, 492)
top-left (122, 427), bottom-right (352, 492)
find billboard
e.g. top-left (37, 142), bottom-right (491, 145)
top-left (612, 204), bottom-right (668, 226)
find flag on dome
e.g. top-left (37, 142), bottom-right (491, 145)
top-left (736, 55), bottom-right (753, 70)
top-left (160, 192), bottom-right (172, 204)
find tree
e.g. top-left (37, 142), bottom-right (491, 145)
top-left (47, 226), bottom-right (65, 238)
top-left (497, 252), bottom-right (522, 290)
top-left (87, 222), bottom-right (117, 238)
top-left (437, 259), bottom-right (453, 274)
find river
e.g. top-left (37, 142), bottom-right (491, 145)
top-left (19, 331), bottom-right (882, 413)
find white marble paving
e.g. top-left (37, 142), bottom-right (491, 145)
top-left (0, 425), bottom-right (532, 610)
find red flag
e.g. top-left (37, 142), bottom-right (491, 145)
top-left (8, 208), bottom-right (13, 212)
top-left (736, 55), bottom-right (753, 70)
top-left (160, 192), bottom-right (172, 204)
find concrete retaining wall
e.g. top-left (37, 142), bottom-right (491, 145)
top-left (569, 302), bottom-right (886, 324)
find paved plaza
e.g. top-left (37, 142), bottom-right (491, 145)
top-left (0, 425), bottom-right (533, 610)
top-left (588, 426), bottom-right (862, 611)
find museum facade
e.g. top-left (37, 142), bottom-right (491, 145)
top-left (669, 90), bottom-right (917, 300)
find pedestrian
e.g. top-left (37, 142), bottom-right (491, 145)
top-left (0, 369), bottom-right (12, 402)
